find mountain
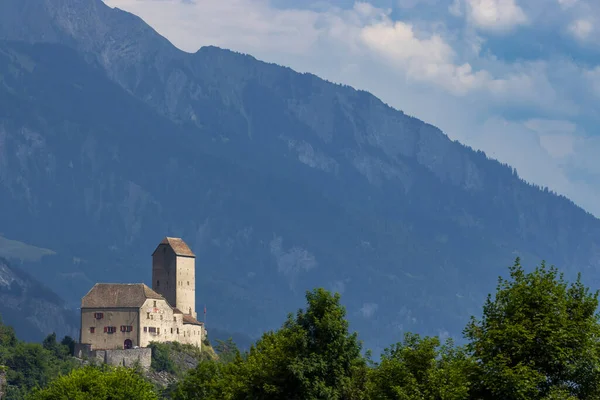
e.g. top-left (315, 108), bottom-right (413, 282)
top-left (1, 0), bottom-right (600, 353)
top-left (0, 256), bottom-right (78, 342)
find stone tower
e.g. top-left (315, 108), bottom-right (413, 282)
top-left (151, 237), bottom-right (196, 319)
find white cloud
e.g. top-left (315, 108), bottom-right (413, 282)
top-left (568, 18), bottom-right (594, 40)
top-left (465, 0), bottom-right (528, 32)
top-left (103, 0), bottom-right (600, 216)
top-left (360, 21), bottom-right (491, 94)
top-left (585, 66), bottom-right (600, 96)
top-left (359, 302), bottom-right (379, 318)
top-left (558, 0), bottom-right (578, 9)
top-left (449, 0), bottom-right (463, 16)
top-left (524, 119), bottom-right (577, 158)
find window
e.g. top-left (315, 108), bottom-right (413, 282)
top-left (173, 317), bottom-right (176, 322)
top-left (144, 327), bottom-right (147, 332)
top-left (171, 328), bottom-right (173, 334)
top-left (104, 326), bottom-right (117, 334)
top-left (94, 312), bottom-right (104, 319)
top-left (148, 327), bottom-right (156, 333)
top-left (177, 328), bottom-right (179, 334)
top-left (90, 327), bottom-right (95, 333)
top-left (160, 315), bottom-right (163, 321)
top-left (153, 301), bottom-right (157, 307)
top-left (187, 281), bottom-right (189, 286)
top-left (120, 325), bottom-right (133, 332)
top-left (156, 280), bottom-right (160, 287)
top-left (147, 312), bottom-right (150, 319)
top-left (157, 328), bottom-right (160, 334)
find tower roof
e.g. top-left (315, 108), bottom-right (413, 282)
top-left (152, 237), bottom-right (195, 257)
top-left (81, 283), bottom-right (164, 308)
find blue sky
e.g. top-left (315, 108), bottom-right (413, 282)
top-left (105, 0), bottom-right (600, 216)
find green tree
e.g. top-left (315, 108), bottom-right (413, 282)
top-left (148, 342), bottom-right (176, 374)
top-left (174, 288), bottom-right (367, 400)
top-left (464, 258), bottom-right (600, 399)
top-left (367, 333), bottom-right (473, 400)
top-left (214, 338), bottom-right (240, 364)
top-left (171, 360), bottom-right (226, 400)
top-left (60, 336), bottom-right (75, 357)
top-left (235, 288), bottom-right (367, 399)
top-left (28, 365), bottom-right (158, 400)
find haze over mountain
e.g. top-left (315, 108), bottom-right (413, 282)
top-left (1, 0), bottom-right (599, 352)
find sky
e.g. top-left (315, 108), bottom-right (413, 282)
top-left (104, 0), bottom-right (600, 217)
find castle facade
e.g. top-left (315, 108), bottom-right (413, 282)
top-left (78, 237), bottom-right (205, 351)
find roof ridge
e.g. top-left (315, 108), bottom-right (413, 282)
top-left (152, 237), bottom-right (195, 257)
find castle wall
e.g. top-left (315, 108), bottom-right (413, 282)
top-left (81, 308), bottom-right (139, 350)
top-left (175, 255), bottom-right (196, 319)
top-left (74, 347), bottom-right (151, 371)
top-left (152, 245), bottom-right (177, 309)
top-left (102, 348), bottom-right (152, 370)
top-left (138, 298), bottom-right (203, 348)
top-left (179, 323), bottom-right (204, 347)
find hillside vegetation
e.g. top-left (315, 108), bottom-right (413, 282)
top-left (2, 258), bottom-right (600, 399)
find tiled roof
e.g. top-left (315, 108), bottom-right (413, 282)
top-left (182, 315), bottom-right (203, 326)
top-left (81, 283), bottom-right (164, 308)
top-left (152, 237), bottom-right (195, 257)
top-left (173, 308), bottom-right (183, 315)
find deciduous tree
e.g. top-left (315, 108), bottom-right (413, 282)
top-left (464, 258), bottom-right (600, 399)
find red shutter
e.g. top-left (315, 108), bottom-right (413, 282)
top-left (104, 326), bottom-right (107, 333)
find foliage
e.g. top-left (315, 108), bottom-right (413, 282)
top-left (149, 341), bottom-right (217, 380)
top-left (0, 327), bottom-right (77, 399)
top-left (173, 288), bottom-right (367, 400)
top-left (464, 258), bottom-right (600, 399)
top-left (213, 338), bottom-right (240, 364)
top-left (170, 360), bottom-right (226, 400)
top-left (367, 333), bottom-right (474, 400)
top-left (6, 258), bottom-right (600, 400)
top-left (28, 365), bottom-right (158, 400)
top-left (149, 342), bottom-right (177, 375)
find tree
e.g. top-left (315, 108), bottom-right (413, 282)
top-left (171, 361), bottom-right (226, 400)
top-left (233, 288), bottom-right (367, 399)
top-left (28, 365), bottom-right (158, 400)
top-left (214, 338), bottom-right (240, 364)
top-left (367, 333), bottom-right (473, 400)
top-left (148, 342), bottom-right (176, 374)
top-left (464, 258), bottom-right (600, 399)
top-left (175, 288), bottom-right (367, 400)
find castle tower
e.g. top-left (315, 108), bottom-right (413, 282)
top-left (151, 237), bottom-right (196, 319)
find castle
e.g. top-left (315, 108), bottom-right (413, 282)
top-left (78, 237), bottom-right (205, 353)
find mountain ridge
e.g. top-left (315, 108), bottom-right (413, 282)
top-left (0, 0), bottom-right (599, 354)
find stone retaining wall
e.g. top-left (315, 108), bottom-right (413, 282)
top-left (73, 344), bottom-right (151, 370)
